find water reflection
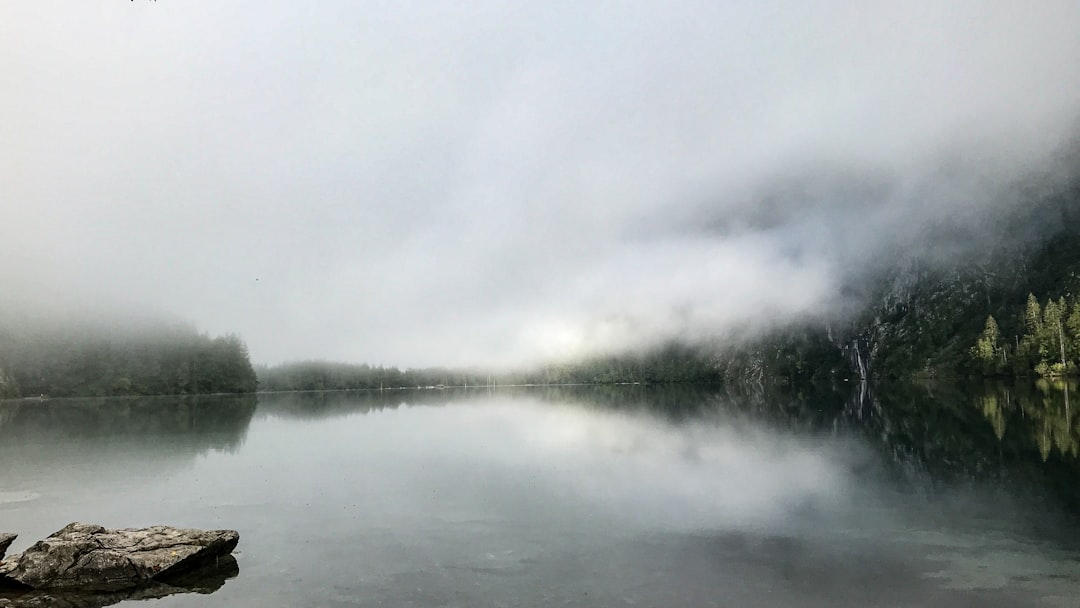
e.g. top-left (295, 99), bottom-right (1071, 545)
top-left (0, 395), bottom-right (255, 492)
top-left (251, 385), bottom-right (1078, 607)
top-left (254, 388), bottom-right (443, 419)
top-left (255, 382), bottom-right (850, 427)
top-left (0, 395), bottom-right (256, 553)
top-left (973, 379), bottom-right (1079, 460)
top-left (0, 394), bottom-right (256, 451)
top-left (254, 382), bottom-right (1080, 512)
top-left (0, 386), bottom-right (1076, 607)
top-left (0, 554), bottom-right (238, 608)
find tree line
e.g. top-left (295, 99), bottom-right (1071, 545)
top-left (0, 320), bottom-right (257, 398)
top-left (256, 343), bottom-right (722, 392)
top-left (972, 293), bottom-right (1080, 377)
top-left (255, 361), bottom-right (491, 392)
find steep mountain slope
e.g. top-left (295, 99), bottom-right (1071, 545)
top-left (840, 182), bottom-right (1080, 379)
top-left (715, 155), bottom-right (1080, 383)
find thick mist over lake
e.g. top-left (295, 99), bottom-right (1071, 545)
top-left (4, 3), bottom-right (1080, 606)
top-left (2, 387), bottom-right (1077, 607)
top-left (4, 2), bottom-right (1080, 367)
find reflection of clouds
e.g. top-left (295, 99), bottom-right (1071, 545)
top-left (436, 400), bottom-right (854, 530)
top-left (0, 491), bottom-right (40, 505)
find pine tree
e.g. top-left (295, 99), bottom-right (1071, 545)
top-left (1025, 293), bottom-right (1043, 335)
top-left (1020, 294), bottom-right (1044, 368)
top-left (971, 315), bottom-right (1002, 374)
top-left (1039, 298), bottom-right (1069, 375)
top-left (1067, 300), bottom-right (1080, 361)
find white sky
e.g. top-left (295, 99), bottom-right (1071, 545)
top-left (3, 1), bottom-right (1080, 367)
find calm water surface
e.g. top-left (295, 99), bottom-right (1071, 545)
top-left (1, 385), bottom-right (1077, 607)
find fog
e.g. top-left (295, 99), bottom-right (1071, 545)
top-left (3, 1), bottom-right (1080, 366)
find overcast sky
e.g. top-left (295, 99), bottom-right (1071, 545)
top-left (3, 1), bottom-right (1080, 367)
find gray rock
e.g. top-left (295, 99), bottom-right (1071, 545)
top-left (0, 535), bottom-right (15, 561)
top-left (0, 523), bottom-right (238, 592)
top-left (0, 553), bottom-right (238, 608)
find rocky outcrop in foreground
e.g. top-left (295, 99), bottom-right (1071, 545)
top-left (0, 523), bottom-right (239, 608)
top-left (0, 537), bottom-right (15, 561)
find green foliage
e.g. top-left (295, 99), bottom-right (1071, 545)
top-left (738, 177), bottom-right (1080, 382)
top-left (972, 293), bottom-right (1080, 378)
top-left (1066, 301), bottom-right (1080, 360)
top-left (1025, 293), bottom-right (1043, 336)
top-left (971, 315), bottom-right (1003, 374)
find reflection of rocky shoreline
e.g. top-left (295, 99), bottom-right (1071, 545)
top-left (540, 380), bottom-right (1080, 513)
top-left (837, 379), bottom-right (1080, 516)
top-left (0, 555), bottom-right (238, 608)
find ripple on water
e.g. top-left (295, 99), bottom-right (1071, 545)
top-left (0, 491), bottom-right (41, 505)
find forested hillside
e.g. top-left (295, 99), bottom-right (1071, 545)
top-left (0, 318), bottom-right (257, 398)
top-left (971, 293), bottom-right (1080, 377)
top-left (707, 165), bottom-right (1080, 384)
top-left (835, 181), bottom-right (1080, 380)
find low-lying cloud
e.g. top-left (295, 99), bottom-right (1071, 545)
top-left (3, 1), bottom-right (1080, 366)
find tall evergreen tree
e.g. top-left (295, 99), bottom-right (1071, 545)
top-left (971, 315), bottom-right (1002, 373)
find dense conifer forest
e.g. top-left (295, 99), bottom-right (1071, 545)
top-left (255, 343), bottom-right (722, 392)
top-left (0, 319), bottom-right (257, 398)
top-left (971, 293), bottom-right (1080, 377)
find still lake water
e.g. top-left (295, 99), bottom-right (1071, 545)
top-left (1, 384), bottom-right (1078, 607)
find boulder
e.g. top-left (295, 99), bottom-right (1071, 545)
top-left (0, 553), bottom-right (238, 608)
top-left (0, 523), bottom-right (238, 593)
top-left (0, 535), bottom-right (15, 561)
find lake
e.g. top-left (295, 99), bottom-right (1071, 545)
top-left (1, 383), bottom-right (1077, 607)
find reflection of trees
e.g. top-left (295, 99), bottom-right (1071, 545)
top-left (728, 379), bottom-right (1080, 513)
top-left (1033, 379), bottom-right (1078, 460)
top-left (254, 389), bottom-right (464, 420)
top-left (546, 381), bottom-right (1079, 512)
top-left (973, 379), bottom-right (1079, 461)
top-left (976, 389), bottom-right (1008, 440)
top-left (849, 381), bottom-right (1010, 485)
top-left (0, 395), bottom-right (257, 490)
top-left (247, 383), bottom-right (1080, 514)
top-left (0, 395), bottom-right (256, 454)
top-left (256, 385), bottom-right (765, 422)
top-left (526, 381), bottom-right (851, 431)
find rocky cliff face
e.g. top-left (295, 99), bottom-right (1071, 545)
top-left (716, 176), bottom-right (1080, 383)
